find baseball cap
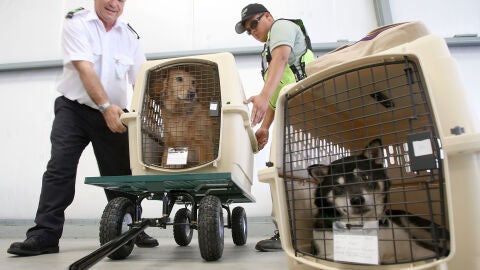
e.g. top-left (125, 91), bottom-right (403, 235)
top-left (235, 3), bottom-right (269, 34)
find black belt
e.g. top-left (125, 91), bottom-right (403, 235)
top-left (60, 96), bottom-right (99, 112)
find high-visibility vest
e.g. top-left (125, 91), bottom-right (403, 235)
top-left (261, 19), bottom-right (315, 109)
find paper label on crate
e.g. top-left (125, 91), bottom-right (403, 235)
top-left (166, 147), bottom-right (188, 165)
top-left (333, 221), bottom-right (379, 265)
top-left (210, 103), bottom-right (218, 111)
top-left (412, 139), bottom-right (433, 157)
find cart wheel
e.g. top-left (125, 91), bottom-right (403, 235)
top-left (231, 206), bottom-right (247, 246)
top-left (198, 195), bottom-right (224, 261)
top-left (173, 208), bottom-right (193, 246)
top-left (99, 197), bottom-right (135, 260)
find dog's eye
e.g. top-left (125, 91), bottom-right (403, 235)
top-left (175, 77), bottom-right (183, 82)
top-left (367, 181), bottom-right (377, 189)
top-left (362, 174), bottom-right (369, 181)
top-left (333, 185), bottom-right (344, 195)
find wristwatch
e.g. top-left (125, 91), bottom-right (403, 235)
top-left (98, 101), bottom-right (111, 113)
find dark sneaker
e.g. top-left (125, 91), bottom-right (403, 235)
top-left (255, 230), bottom-right (282, 252)
top-left (7, 236), bottom-right (59, 256)
top-left (135, 231), bottom-right (159, 247)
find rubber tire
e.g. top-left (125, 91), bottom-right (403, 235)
top-left (231, 206), bottom-right (248, 246)
top-left (99, 197), bottom-right (135, 260)
top-left (173, 208), bottom-right (193, 246)
top-left (198, 195), bottom-right (224, 261)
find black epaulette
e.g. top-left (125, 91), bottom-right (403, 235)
top-left (127, 23), bottom-right (140, 39)
top-left (66, 7), bottom-right (85, 19)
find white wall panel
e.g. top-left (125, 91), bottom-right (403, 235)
top-left (390, 0), bottom-right (480, 37)
top-left (0, 1), bottom-right (64, 64)
top-left (0, 0), bottom-right (377, 64)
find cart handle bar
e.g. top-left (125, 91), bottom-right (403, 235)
top-left (68, 219), bottom-right (154, 270)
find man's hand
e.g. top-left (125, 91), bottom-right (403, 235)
top-left (255, 127), bottom-right (270, 151)
top-left (244, 92), bottom-right (269, 127)
top-left (72, 60), bottom-right (125, 133)
top-left (102, 104), bottom-right (127, 133)
top-left (245, 45), bottom-right (291, 128)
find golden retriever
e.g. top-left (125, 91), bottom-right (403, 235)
top-left (150, 68), bottom-right (215, 168)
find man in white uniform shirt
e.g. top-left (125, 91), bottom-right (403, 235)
top-left (8, 0), bottom-right (158, 256)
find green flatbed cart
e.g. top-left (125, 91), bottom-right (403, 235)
top-left (69, 172), bottom-right (254, 270)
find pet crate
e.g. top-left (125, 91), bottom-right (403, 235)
top-left (258, 34), bottom-right (480, 269)
top-left (121, 52), bottom-right (258, 194)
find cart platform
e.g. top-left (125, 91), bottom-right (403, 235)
top-left (85, 172), bottom-right (255, 204)
top-left (70, 172), bottom-right (254, 268)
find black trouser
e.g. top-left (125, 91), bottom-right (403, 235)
top-left (26, 96), bottom-right (136, 244)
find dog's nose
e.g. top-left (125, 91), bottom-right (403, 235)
top-left (350, 195), bottom-right (365, 206)
top-left (187, 90), bottom-right (196, 100)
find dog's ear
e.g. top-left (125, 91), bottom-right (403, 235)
top-left (148, 71), bottom-right (164, 101)
top-left (158, 70), bottom-right (170, 102)
top-left (307, 164), bottom-right (329, 182)
top-left (363, 139), bottom-right (384, 165)
top-left (163, 70), bottom-right (170, 92)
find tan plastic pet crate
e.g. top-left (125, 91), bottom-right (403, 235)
top-left (258, 26), bottom-right (480, 269)
top-left (121, 52), bottom-right (258, 194)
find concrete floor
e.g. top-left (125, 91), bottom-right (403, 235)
top-left (1, 219), bottom-right (288, 270)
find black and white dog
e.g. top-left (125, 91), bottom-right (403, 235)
top-left (307, 139), bottom-right (449, 263)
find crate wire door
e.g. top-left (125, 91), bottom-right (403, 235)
top-left (282, 56), bottom-right (449, 265)
top-left (140, 61), bottom-right (221, 169)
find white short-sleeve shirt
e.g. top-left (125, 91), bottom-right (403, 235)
top-left (57, 9), bottom-right (146, 109)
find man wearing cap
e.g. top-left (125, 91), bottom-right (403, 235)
top-left (235, 3), bottom-right (315, 252)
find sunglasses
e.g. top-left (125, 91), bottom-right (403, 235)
top-left (246, 13), bottom-right (265, 35)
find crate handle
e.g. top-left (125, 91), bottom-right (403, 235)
top-left (223, 105), bottom-right (259, 153)
top-left (120, 112), bottom-right (138, 125)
